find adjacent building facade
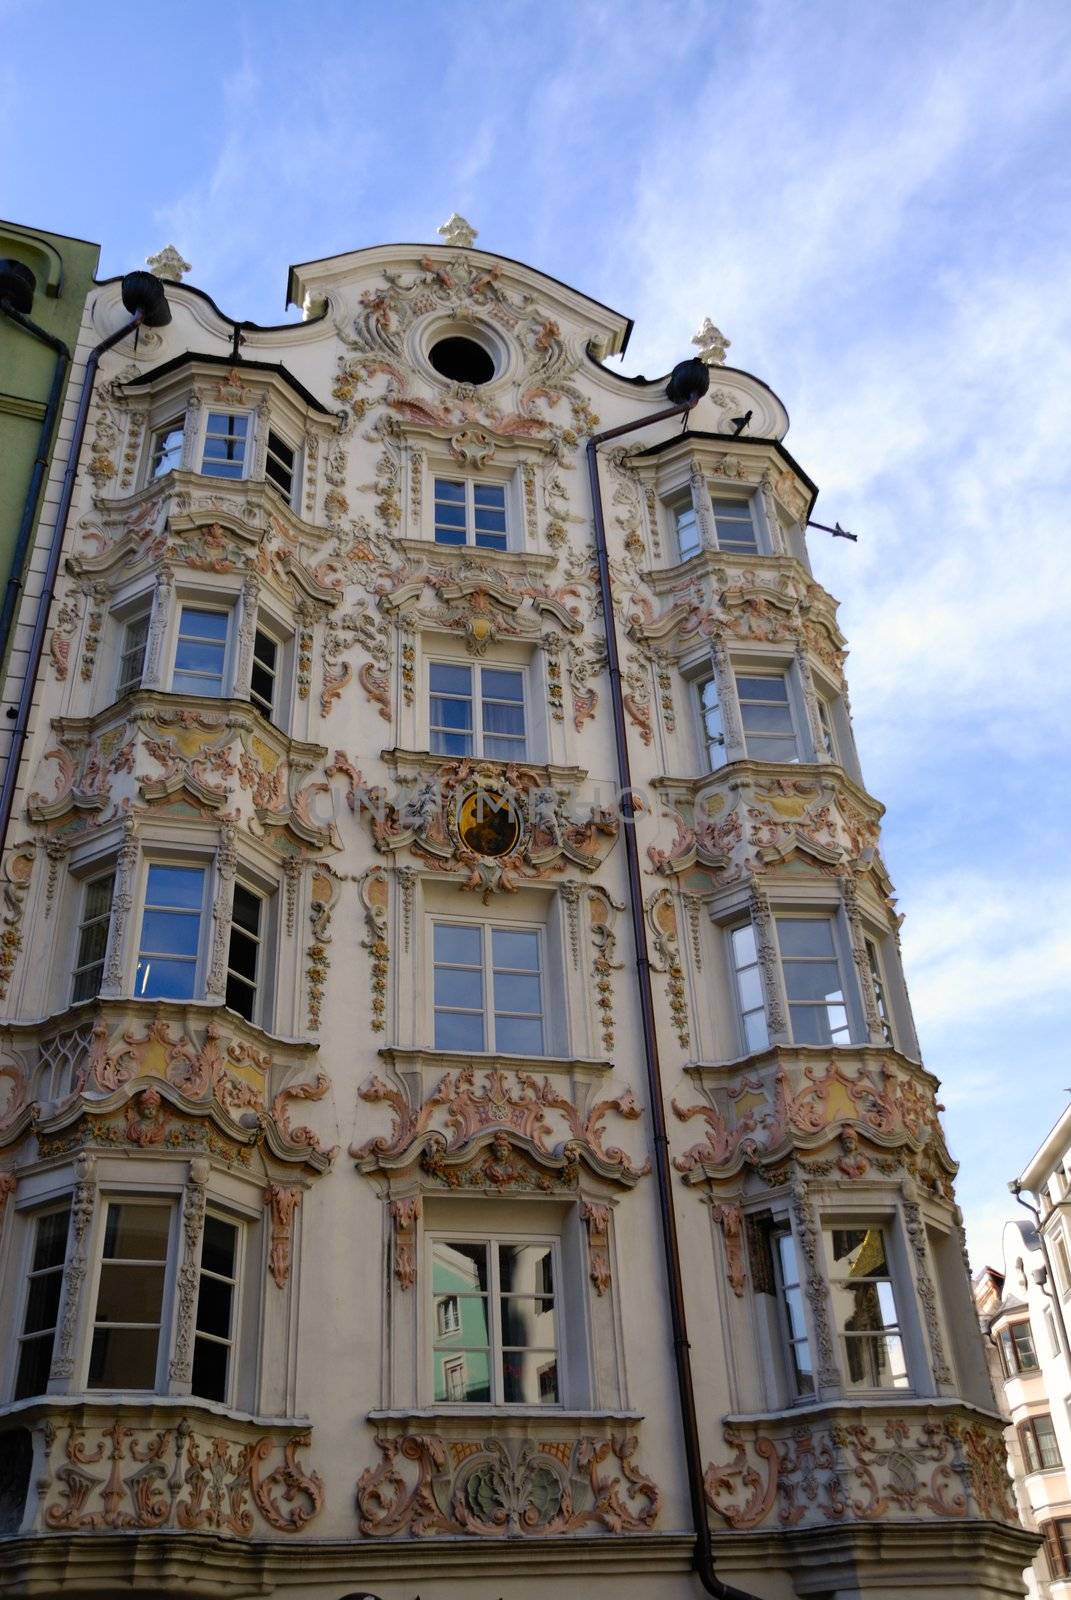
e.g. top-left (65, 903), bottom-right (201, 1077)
top-left (0, 219), bottom-right (1035, 1596)
top-left (975, 1108), bottom-right (1071, 1598)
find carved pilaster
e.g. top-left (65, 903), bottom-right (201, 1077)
top-left (689, 458), bottom-right (715, 551)
top-left (407, 445), bottom-right (425, 534)
top-left (50, 1154), bottom-right (96, 1380)
top-left (760, 468), bottom-right (788, 554)
top-left (252, 396), bottom-right (271, 479)
top-left (560, 881), bottom-right (581, 971)
top-left (842, 875), bottom-right (885, 1044)
top-left (790, 1177), bottom-right (838, 1390)
top-left (390, 1196), bottom-right (421, 1291)
top-left (522, 461), bottom-right (539, 548)
top-left (99, 817), bottom-right (139, 998)
top-left (170, 1158), bottom-right (210, 1384)
top-left (749, 885), bottom-right (788, 1041)
top-left (233, 575), bottom-right (261, 700)
top-left (793, 642), bottom-right (827, 763)
top-left (710, 639), bottom-right (746, 760)
top-left (265, 1184), bottom-right (301, 1289)
top-left (141, 565), bottom-right (174, 690)
top-left (180, 395), bottom-right (202, 471)
top-left (581, 1202), bottom-right (612, 1295)
top-left (901, 1182), bottom-right (953, 1386)
top-left (205, 820), bottom-right (238, 1000)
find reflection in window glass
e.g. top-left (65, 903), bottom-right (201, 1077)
top-left (431, 1237), bottom-right (557, 1404)
top-left (135, 865), bottom-right (205, 1000)
top-left (736, 673), bottom-right (799, 763)
top-left (173, 607), bottom-right (228, 696)
top-left (712, 497), bottom-right (759, 553)
top-left (675, 501), bottom-right (701, 561)
top-left (698, 676), bottom-right (725, 770)
top-left (150, 419), bottom-right (184, 478)
top-left (201, 412), bottom-right (248, 479)
top-left (433, 923), bottom-right (544, 1055)
top-left (730, 922), bottom-right (769, 1053)
top-left (72, 873), bottom-right (115, 1003)
top-left (826, 1225), bottom-right (908, 1391)
top-left (777, 918), bottom-right (852, 1045)
top-left (89, 1202), bottom-right (170, 1390)
top-left (15, 1206), bottom-right (71, 1400)
top-left (775, 1230), bottom-right (814, 1396)
top-left (117, 613), bottom-right (150, 696)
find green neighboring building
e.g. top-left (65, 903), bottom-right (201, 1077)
top-left (0, 218), bottom-right (100, 674)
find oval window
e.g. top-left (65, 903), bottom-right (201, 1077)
top-left (429, 335), bottom-right (496, 386)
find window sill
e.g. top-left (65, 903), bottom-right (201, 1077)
top-left (396, 537), bottom-right (560, 576)
top-left (0, 1392), bottom-right (310, 1431)
top-left (379, 1044), bottom-right (615, 1080)
top-left (368, 1407), bottom-right (643, 1426)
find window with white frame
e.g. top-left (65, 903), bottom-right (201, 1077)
top-left (864, 936), bottom-right (894, 1046)
top-left (429, 662), bottom-right (526, 759)
top-left (1045, 1305), bottom-right (1061, 1358)
top-left (14, 1204), bottom-right (72, 1400)
top-left (432, 922), bottom-right (544, 1055)
top-left (696, 674), bottom-right (726, 770)
top-left (729, 921), bottom-right (769, 1054)
top-left (135, 864), bottom-right (206, 1001)
top-left (1055, 1232), bottom-right (1071, 1297)
top-left (71, 871), bottom-right (116, 1003)
top-left (250, 627), bottom-right (280, 720)
top-left (816, 696), bottom-right (838, 761)
top-left (430, 1235), bottom-right (559, 1405)
top-left (998, 1318), bottom-right (1040, 1377)
top-left (172, 606), bottom-right (230, 697)
top-left (191, 1214), bottom-right (241, 1404)
top-left (736, 670), bottom-right (801, 763)
top-left (148, 416), bottom-right (185, 479)
top-left (265, 429), bottom-right (298, 503)
top-left (88, 1200), bottom-right (173, 1390)
top-left (776, 916), bottom-right (854, 1046)
top-left (201, 411), bottom-right (249, 479)
top-left (772, 1226), bottom-right (815, 1397)
top-left (117, 612), bottom-right (150, 697)
top-left (225, 883), bottom-right (269, 1025)
top-left (672, 496), bottom-right (702, 562)
top-left (433, 477), bottom-right (508, 549)
top-left (1019, 1413), bottom-right (1062, 1473)
top-left (712, 495), bottom-right (760, 554)
top-left (826, 1224), bottom-right (909, 1391)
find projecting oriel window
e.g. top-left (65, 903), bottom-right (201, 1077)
top-left (14, 1205), bottom-right (72, 1400)
top-left (117, 613), bottom-right (150, 698)
top-left (712, 496), bottom-right (760, 553)
top-left (826, 1225), bottom-right (909, 1392)
top-left (172, 607), bottom-right (229, 697)
top-left (88, 1202), bottom-right (172, 1390)
top-left (736, 672), bottom-right (800, 763)
top-left (250, 629), bottom-right (279, 720)
top-left (135, 865), bottom-right (205, 1001)
top-left (776, 917), bottom-right (853, 1046)
top-left (72, 872), bottom-right (115, 1003)
top-left (201, 412), bottom-right (248, 479)
top-left (149, 418), bottom-right (185, 479)
top-left (265, 430), bottom-right (297, 501)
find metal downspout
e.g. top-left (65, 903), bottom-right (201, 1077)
top-left (0, 307), bottom-right (147, 859)
top-left (0, 302), bottom-right (71, 671)
top-left (587, 411), bottom-right (763, 1600)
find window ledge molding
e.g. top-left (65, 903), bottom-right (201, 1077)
top-left (368, 1407), bottom-right (644, 1428)
top-left (379, 1044), bottom-right (614, 1081)
top-left (79, 468), bottom-right (333, 554)
top-left (395, 536), bottom-right (560, 577)
top-left (652, 759), bottom-right (881, 827)
top-left (383, 747), bottom-right (587, 789)
top-left (723, 1395), bottom-right (1007, 1428)
top-left (0, 1393), bottom-right (310, 1432)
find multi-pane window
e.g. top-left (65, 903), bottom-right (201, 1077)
top-left (712, 496), bottom-right (759, 553)
top-left (226, 885), bottom-right (264, 1024)
top-left (1054, 1233), bottom-right (1071, 1297)
top-left (88, 1202), bottom-right (171, 1390)
top-left (817, 697), bottom-right (838, 761)
top-left (72, 872), bottom-right (115, 1003)
top-left (135, 865), bottom-right (205, 1000)
top-left (429, 662), bottom-right (526, 759)
top-left (430, 1237), bottom-right (558, 1405)
top-left (172, 606), bottom-right (229, 696)
top-left (674, 499), bottom-right (701, 561)
top-left (730, 922), bottom-right (769, 1053)
top-left (1044, 1520), bottom-right (1071, 1580)
top-left (776, 917), bottom-right (852, 1045)
top-left (864, 937), bottom-right (894, 1045)
top-left (201, 412), bottom-right (248, 479)
top-left (697, 676), bottom-right (726, 769)
top-left (827, 1226), bottom-right (908, 1391)
top-left (774, 1229), bottom-right (814, 1397)
top-left (998, 1319), bottom-right (1040, 1376)
top-left (433, 477), bottom-right (508, 549)
top-left (191, 1215), bottom-right (239, 1404)
top-left (250, 629), bottom-right (279, 720)
top-left (265, 431), bottom-right (296, 500)
top-left (1046, 1305), bottom-right (1061, 1358)
top-left (117, 614), bottom-right (150, 697)
top-left (14, 1205), bottom-right (71, 1400)
top-left (149, 418), bottom-right (185, 479)
top-left (433, 923), bottom-right (544, 1055)
top-left (736, 672), bottom-right (800, 762)
top-left (1019, 1414), bottom-right (1062, 1473)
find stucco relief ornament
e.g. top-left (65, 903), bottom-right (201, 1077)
top-left (146, 244), bottom-right (192, 282)
top-left (692, 318), bottom-right (731, 366)
top-left (438, 213), bottom-right (478, 248)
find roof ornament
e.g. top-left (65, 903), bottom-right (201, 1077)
top-left (145, 244), bottom-right (192, 283)
top-left (692, 317), bottom-right (730, 366)
top-left (438, 213), bottom-right (478, 249)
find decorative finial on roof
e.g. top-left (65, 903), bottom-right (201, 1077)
top-left (438, 213), bottom-right (478, 249)
top-left (146, 244), bottom-right (192, 283)
top-left (692, 317), bottom-right (730, 366)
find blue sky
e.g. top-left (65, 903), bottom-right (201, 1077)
top-left (4, 0), bottom-right (1071, 1267)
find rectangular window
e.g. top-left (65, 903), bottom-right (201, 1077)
top-left (433, 922), bottom-right (544, 1055)
top-left (736, 672), bottom-right (800, 762)
top-left (431, 1237), bottom-right (559, 1405)
top-left (265, 430), bottom-right (296, 500)
top-left (172, 606), bottom-right (229, 697)
top-left (730, 922), bottom-right (769, 1053)
top-left (71, 872), bottom-right (115, 1003)
top-left (1054, 1233), bottom-right (1071, 1296)
top-left (998, 1319), bottom-right (1039, 1376)
top-left (712, 496), bottom-right (759, 553)
top-left (191, 1214), bottom-right (239, 1404)
top-left (14, 1205), bottom-right (71, 1400)
top-left (674, 499), bottom-right (701, 561)
top-left (201, 411), bottom-right (248, 479)
top-left (826, 1225), bottom-right (909, 1391)
top-left (429, 662), bottom-right (526, 759)
top-left (1046, 1305), bottom-right (1061, 1358)
top-left (226, 884), bottom-right (264, 1024)
top-left (250, 628), bottom-right (279, 720)
top-left (1043, 1519), bottom-right (1071, 1580)
top-left (1020, 1414), bottom-right (1061, 1473)
top-left (817, 697), bottom-right (838, 761)
top-left (149, 417), bottom-right (185, 479)
top-left (697, 676), bottom-right (726, 769)
top-left (135, 864), bottom-right (205, 1001)
top-left (864, 937), bottom-right (894, 1046)
top-left (117, 613), bottom-right (150, 697)
top-left (433, 477), bottom-right (508, 550)
top-left (774, 1229), bottom-right (814, 1397)
top-left (89, 1201), bottom-right (171, 1390)
top-left (777, 917), bottom-right (852, 1046)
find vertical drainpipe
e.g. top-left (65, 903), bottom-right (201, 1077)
top-left (586, 380), bottom-right (763, 1600)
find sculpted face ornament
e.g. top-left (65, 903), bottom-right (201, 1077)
top-left (456, 788), bottom-right (521, 858)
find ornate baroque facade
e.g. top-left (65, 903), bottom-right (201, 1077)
top-left (0, 221), bottom-right (1035, 1596)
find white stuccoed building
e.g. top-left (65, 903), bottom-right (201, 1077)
top-left (0, 222), bottom-right (1037, 1597)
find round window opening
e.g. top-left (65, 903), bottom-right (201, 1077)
top-left (428, 335), bottom-right (496, 386)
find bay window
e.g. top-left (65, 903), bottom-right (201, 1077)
top-left (14, 1205), bottom-right (72, 1401)
top-left (172, 606), bottom-right (230, 697)
top-left (712, 495), bottom-right (760, 554)
top-left (433, 921), bottom-right (544, 1055)
top-left (88, 1201), bottom-right (172, 1390)
top-left (250, 627), bottom-right (280, 720)
top-left (998, 1318), bottom-right (1040, 1376)
top-left (697, 674), bottom-right (726, 770)
top-left (776, 916), bottom-right (853, 1046)
top-left (135, 864), bottom-right (206, 1001)
top-left (773, 1227), bottom-right (815, 1398)
top-left (673, 497), bottom-right (701, 561)
top-left (1019, 1413), bottom-right (1062, 1474)
top-left (429, 661), bottom-right (527, 759)
top-left (265, 429), bottom-right (297, 502)
top-left (225, 883), bottom-right (271, 1025)
top-left (430, 1236), bottom-right (559, 1405)
top-left (736, 671), bottom-right (801, 762)
top-left (826, 1225), bottom-right (909, 1392)
top-left (71, 871), bottom-right (116, 1003)
top-left (191, 1215), bottom-right (240, 1404)
top-left (201, 412), bottom-right (249, 480)
top-left (117, 612), bottom-right (150, 697)
top-left (148, 417), bottom-right (185, 479)
top-left (729, 921), bottom-right (769, 1053)
top-left (1043, 1519), bottom-right (1071, 1580)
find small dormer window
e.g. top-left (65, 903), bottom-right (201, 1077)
top-left (201, 412), bottom-right (249, 480)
